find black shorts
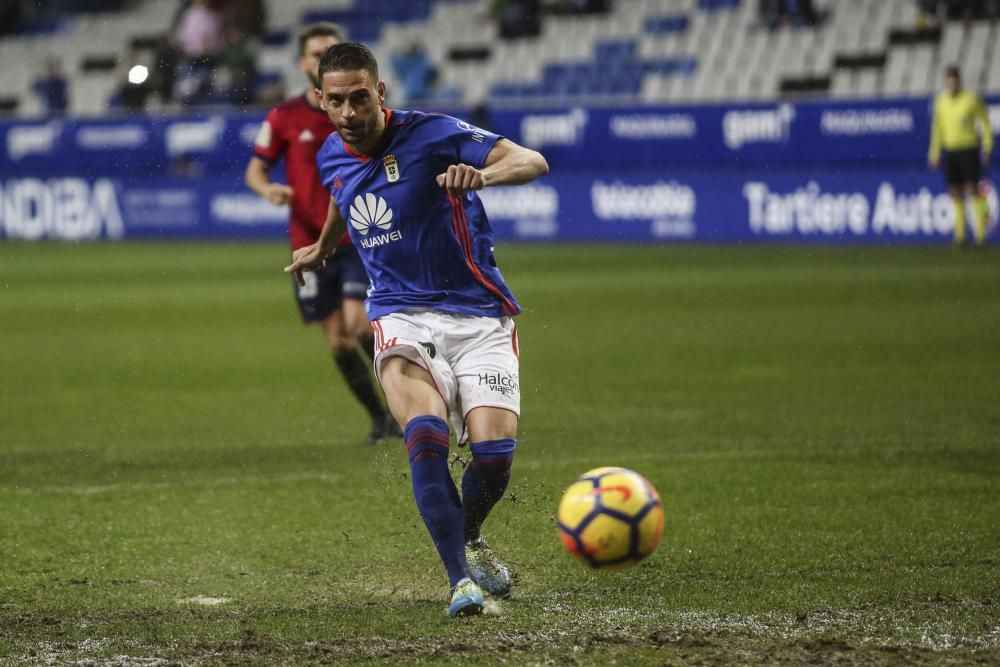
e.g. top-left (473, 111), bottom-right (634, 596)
top-left (942, 148), bottom-right (982, 187)
top-left (292, 244), bottom-right (369, 323)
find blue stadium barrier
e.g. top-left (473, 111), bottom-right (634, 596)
top-left (1, 96), bottom-right (997, 243)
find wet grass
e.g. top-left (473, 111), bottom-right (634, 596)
top-left (1, 242), bottom-right (999, 665)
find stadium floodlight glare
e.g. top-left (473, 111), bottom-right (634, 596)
top-left (127, 65), bottom-right (149, 85)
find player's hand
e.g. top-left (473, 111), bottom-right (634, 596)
top-left (264, 184), bottom-right (293, 206)
top-left (928, 156), bottom-right (939, 169)
top-left (436, 164), bottom-right (486, 199)
top-left (284, 243), bottom-right (330, 286)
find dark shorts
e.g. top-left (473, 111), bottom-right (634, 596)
top-left (293, 244), bottom-right (369, 323)
top-left (942, 148), bottom-right (982, 187)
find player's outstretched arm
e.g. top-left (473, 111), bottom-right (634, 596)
top-left (245, 156), bottom-right (294, 205)
top-left (436, 139), bottom-right (548, 198)
top-left (284, 199), bottom-right (347, 285)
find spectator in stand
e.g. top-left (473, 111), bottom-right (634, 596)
top-left (220, 24), bottom-right (257, 105)
top-left (32, 58), bottom-right (68, 115)
top-left (491, 0), bottom-right (542, 39)
top-left (225, 0), bottom-right (266, 40)
top-left (150, 32), bottom-right (180, 104)
top-left (759, 0), bottom-right (822, 29)
top-left (391, 40), bottom-right (437, 103)
top-left (175, 0), bottom-right (223, 59)
top-left (926, 0), bottom-right (999, 19)
top-left (917, 0), bottom-right (941, 26)
top-left (549, 0), bottom-right (609, 15)
top-left (173, 0), bottom-right (224, 105)
top-left (0, 0), bottom-right (29, 36)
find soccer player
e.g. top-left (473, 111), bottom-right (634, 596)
top-left (245, 24), bottom-right (399, 445)
top-left (285, 42), bottom-right (549, 616)
top-left (928, 65), bottom-right (994, 247)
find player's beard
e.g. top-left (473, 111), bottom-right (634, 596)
top-left (338, 114), bottom-right (378, 150)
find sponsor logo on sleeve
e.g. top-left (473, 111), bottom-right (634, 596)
top-left (456, 119), bottom-right (487, 143)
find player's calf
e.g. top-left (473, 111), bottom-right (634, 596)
top-left (405, 416), bottom-right (469, 588)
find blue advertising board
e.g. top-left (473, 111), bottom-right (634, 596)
top-left (2, 166), bottom-right (995, 244)
top-left (2, 97), bottom-right (997, 172)
top-left (1, 96), bottom-right (997, 244)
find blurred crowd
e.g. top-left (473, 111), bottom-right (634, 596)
top-left (916, 0), bottom-right (1000, 24)
top-left (114, 0), bottom-right (270, 110)
top-left (758, 0), bottom-right (824, 29)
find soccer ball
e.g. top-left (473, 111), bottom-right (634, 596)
top-left (557, 467), bottom-right (664, 570)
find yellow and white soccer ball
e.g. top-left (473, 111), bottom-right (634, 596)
top-left (557, 467), bottom-right (664, 570)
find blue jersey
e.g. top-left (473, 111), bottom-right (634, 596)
top-left (316, 109), bottom-right (521, 321)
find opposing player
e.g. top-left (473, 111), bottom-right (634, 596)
top-left (928, 66), bottom-right (994, 247)
top-left (285, 43), bottom-right (549, 616)
top-left (245, 24), bottom-right (399, 445)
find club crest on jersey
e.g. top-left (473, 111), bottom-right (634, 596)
top-left (382, 154), bottom-right (400, 183)
top-left (350, 193), bottom-right (403, 248)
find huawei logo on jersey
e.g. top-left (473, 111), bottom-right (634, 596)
top-left (350, 193), bottom-right (403, 248)
top-left (298, 129), bottom-right (315, 142)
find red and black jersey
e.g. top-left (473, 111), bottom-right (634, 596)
top-left (253, 94), bottom-right (349, 249)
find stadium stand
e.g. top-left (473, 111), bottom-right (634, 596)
top-left (0, 0), bottom-right (998, 117)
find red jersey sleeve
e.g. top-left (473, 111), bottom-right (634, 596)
top-left (253, 107), bottom-right (288, 162)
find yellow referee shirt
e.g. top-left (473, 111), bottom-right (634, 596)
top-left (928, 89), bottom-right (994, 162)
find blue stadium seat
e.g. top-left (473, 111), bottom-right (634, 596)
top-left (697, 0), bottom-right (741, 10)
top-left (645, 15), bottom-right (690, 34)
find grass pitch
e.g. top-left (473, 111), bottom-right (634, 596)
top-left (1, 242), bottom-right (998, 665)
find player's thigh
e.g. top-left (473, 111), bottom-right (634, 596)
top-left (319, 309), bottom-right (349, 350)
top-left (379, 355), bottom-right (448, 425)
top-left (374, 312), bottom-right (458, 427)
top-left (452, 317), bottom-right (520, 440)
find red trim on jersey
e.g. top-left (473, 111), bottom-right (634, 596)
top-left (448, 195), bottom-right (518, 316)
top-left (511, 323), bottom-right (519, 359)
top-left (342, 107), bottom-right (395, 162)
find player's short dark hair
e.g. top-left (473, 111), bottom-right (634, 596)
top-left (945, 65), bottom-right (961, 80)
top-left (297, 22), bottom-right (343, 56)
top-left (317, 42), bottom-right (379, 83)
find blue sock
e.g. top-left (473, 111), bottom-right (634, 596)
top-left (462, 439), bottom-right (516, 542)
top-left (404, 415), bottom-right (467, 587)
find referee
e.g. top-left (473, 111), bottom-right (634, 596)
top-left (928, 66), bottom-right (994, 247)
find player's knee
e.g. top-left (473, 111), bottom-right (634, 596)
top-left (466, 407), bottom-right (518, 441)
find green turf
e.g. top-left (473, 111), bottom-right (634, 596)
top-left (1, 242), bottom-right (998, 665)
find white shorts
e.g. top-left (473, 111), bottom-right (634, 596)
top-left (372, 310), bottom-right (520, 442)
